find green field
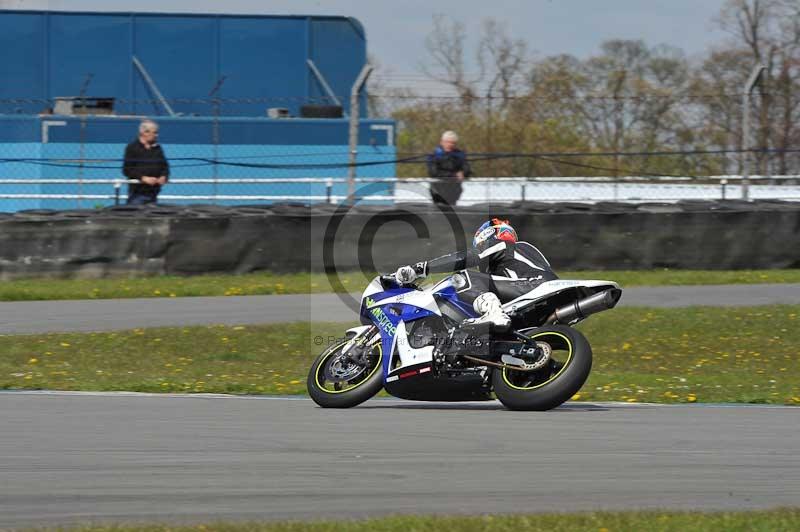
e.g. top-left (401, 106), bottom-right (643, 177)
top-left (2, 305), bottom-right (799, 404)
top-left (2, 269), bottom-right (800, 301)
top-left (30, 509), bottom-right (800, 532)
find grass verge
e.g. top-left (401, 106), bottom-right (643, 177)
top-left (2, 269), bottom-right (800, 302)
top-left (2, 305), bottom-right (799, 404)
top-left (28, 509), bottom-right (800, 532)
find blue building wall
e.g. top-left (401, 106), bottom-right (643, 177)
top-left (0, 10), bottom-right (369, 116)
top-left (0, 115), bottom-right (396, 211)
top-left (0, 10), bottom-right (397, 211)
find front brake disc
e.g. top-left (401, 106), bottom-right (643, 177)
top-left (324, 354), bottom-right (365, 383)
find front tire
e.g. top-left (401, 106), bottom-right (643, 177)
top-left (307, 338), bottom-right (384, 408)
top-left (492, 325), bottom-right (592, 411)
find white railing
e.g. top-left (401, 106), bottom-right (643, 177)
top-left (1, 175), bottom-right (800, 205)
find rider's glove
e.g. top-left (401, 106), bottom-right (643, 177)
top-left (395, 265), bottom-right (417, 284)
top-left (395, 262), bottom-right (428, 284)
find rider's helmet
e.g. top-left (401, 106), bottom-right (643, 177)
top-left (472, 218), bottom-right (517, 253)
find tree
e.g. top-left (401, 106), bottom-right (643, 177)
top-left (386, 7), bottom-right (800, 178)
top-left (525, 41), bottom-right (694, 176)
top-left (714, 0), bottom-right (800, 175)
top-left (419, 14), bottom-right (482, 107)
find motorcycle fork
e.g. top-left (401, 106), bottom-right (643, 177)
top-left (341, 328), bottom-right (380, 366)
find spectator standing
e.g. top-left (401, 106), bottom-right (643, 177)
top-left (426, 130), bottom-right (471, 206)
top-left (122, 119), bottom-right (170, 205)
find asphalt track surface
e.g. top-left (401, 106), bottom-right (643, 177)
top-left (0, 392), bottom-right (798, 528)
top-left (2, 283), bottom-right (800, 334)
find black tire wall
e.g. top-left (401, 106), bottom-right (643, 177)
top-left (1, 201), bottom-right (799, 279)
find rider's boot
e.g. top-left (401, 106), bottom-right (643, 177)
top-left (465, 292), bottom-right (511, 331)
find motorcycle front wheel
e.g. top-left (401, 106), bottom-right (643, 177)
top-left (492, 325), bottom-right (592, 411)
top-left (307, 338), bottom-right (384, 408)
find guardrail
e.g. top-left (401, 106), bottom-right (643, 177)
top-left (1, 175), bottom-right (800, 205)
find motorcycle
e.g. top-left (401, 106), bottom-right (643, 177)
top-left (307, 269), bottom-right (622, 411)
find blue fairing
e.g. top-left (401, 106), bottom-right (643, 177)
top-left (361, 277), bottom-right (475, 378)
top-left (435, 284), bottom-right (478, 318)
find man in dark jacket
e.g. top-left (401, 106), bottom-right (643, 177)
top-left (122, 119), bottom-right (170, 205)
top-left (426, 130), bottom-right (470, 206)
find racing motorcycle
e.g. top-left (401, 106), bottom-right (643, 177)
top-left (307, 269), bottom-right (622, 411)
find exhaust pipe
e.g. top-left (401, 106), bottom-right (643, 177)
top-left (547, 288), bottom-right (622, 325)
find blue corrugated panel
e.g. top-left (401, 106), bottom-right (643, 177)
top-left (0, 10), bottom-right (369, 116)
top-left (0, 115), bottom-right (397, 211)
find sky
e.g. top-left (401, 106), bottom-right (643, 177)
top-left (4, 0), bottom-right (732, 93)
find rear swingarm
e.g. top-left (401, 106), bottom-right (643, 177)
top-left (462, 334), bottom-right (552, 372)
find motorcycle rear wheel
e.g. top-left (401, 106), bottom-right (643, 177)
top-left (492, 325), bottom-right (592, 411)
top-left (307, 339), bottom-right (383, 408)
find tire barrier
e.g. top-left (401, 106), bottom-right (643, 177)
top-left (0, 201), bottom-right (798, 279)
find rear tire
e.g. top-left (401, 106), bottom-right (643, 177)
top-left (307, 339), bottom-right (383, 408)
top-left (492, 325), bottom-right (592, 411)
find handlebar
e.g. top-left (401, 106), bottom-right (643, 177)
top-left (379, 274), bottom-right (418, 289)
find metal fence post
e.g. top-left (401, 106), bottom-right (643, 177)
top-left (741, 65), bottom-right (765, 201)
top-left (209, 78), bottom-right (226, 206)
top-left (347, 65), bottom-right (373, 204)
top-left (77, 73), bottom-right (93, 209)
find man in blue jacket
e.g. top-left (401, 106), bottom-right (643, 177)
top-left (427, 130), bottom-right (471, 206)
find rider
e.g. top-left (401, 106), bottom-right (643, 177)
top-left (394, 218), bottom-right (558, 329)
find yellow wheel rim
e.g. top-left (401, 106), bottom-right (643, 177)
top-left (314, 341), bottom-right (382, 395)
top-left (501, 331), bottom-right (573, 390)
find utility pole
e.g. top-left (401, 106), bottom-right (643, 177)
top-left (741, 65), bottom-right (765, 201)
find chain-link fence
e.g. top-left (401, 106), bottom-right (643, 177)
top-left (366, 90), bottom-right (800, 180)
top-left (0, 97), bottom-right (397, 211)
top-left (2, 91), bottom-right (800, 211)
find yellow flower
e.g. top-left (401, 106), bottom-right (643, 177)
top-left (28, 358), bottom-right (38, 364)
top-left (289, 380), bottom-right (301, 385)
top-left (60, 342), bottom-right (71, 347)
top-left (687, 394), bottom-right (697, 403)
top-left (571, 393), bottom-right (582, 400)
